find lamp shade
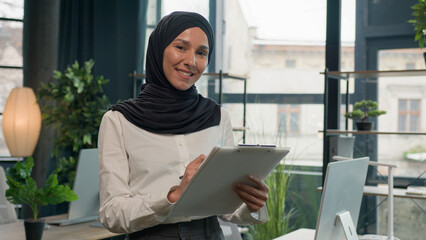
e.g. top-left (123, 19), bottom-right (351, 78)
top-left (2, 87), bottom-right (42, 157)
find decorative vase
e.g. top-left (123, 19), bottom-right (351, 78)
top-left (24, 219), bottom-right (45, 240)
top-left (356, 121), bottom-right (374, 131)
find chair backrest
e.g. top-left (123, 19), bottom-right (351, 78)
top-left (0, 166), bottom-right (18, 224)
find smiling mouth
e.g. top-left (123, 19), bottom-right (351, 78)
top-left (177, 70), bottom-right (194, 77)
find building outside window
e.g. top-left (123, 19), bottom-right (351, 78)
top-left (398, 99), bottom-right (421, 132)
top-left (285, 59), bottom-right (296, 68)
top-left (278, 104), bottom-right (300, 134)
top-left (405, 62), bottom-right (415, 70)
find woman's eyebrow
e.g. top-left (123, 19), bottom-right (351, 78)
top-left (174, 38), bottom-right (209, 50)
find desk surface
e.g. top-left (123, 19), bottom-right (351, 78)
top-left (0, 214), bottom-right (122, 240)
top-left (273, 228), bottom-right (315, 240)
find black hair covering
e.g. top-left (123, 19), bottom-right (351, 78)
top-left (109, 11), bottom-right (220, 134)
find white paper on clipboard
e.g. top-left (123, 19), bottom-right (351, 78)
top-left (166, 145), bottom-right (290, 219)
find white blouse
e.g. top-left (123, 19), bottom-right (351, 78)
top-left (98, 109), bottom-right (267, 233)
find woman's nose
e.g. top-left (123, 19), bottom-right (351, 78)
top-left (183, 51), bottom-right (196, 67)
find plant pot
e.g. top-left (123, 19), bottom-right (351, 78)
top-left (24, 219), bottom-right (45, 240)
top-left (356, 121), bottom-right (374, 131)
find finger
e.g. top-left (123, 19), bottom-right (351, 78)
top-left (196, 154), bottom-right (206, 163)
top-left (235, 189), bottom-right (266, 207)
top-left (243, 200), bottom-right (263, 212)
top-left (234, 183), bottom-right (268, 201)
top-left (189, 154), bottom-right (206, 167)
top-left (233, 187), bottom-right (265, 211)
top-left (247, 175), bottom-right (269, 193)
top-left (184, 155), bottom-right (207, 180)
top-left (233, 183), bottom-right (268, 203)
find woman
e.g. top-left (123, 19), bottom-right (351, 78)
top-left (98, 11), bottom-right (269, 239)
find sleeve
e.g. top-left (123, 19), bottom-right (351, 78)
top-left (221, 109), bottom-right (235, 147)
top-left (98, 111), bottom-right (173, 233)
top-left (218, 109), bottom-right (269, 225)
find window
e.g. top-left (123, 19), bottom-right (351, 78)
top-left (0, 0), bottom-right (24, 156)
top-left (285, 59), bottom-right (296, 68)
top-left (398, 99), bottom-right (421, 132)
top-left (277, 104), bottom-right (300, 134)
top-left (405, 62), bottom-right (415, 70)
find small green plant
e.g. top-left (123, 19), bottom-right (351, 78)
top-left (5, 157), bottom-right (78, 221)
top-left (408, 0), bottom-right (426, 48)
top-left (247, 164), bottom-right (295, 240)
top-left (344, 100), bottom-right (386, 122)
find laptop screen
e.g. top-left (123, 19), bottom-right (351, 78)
top-left (68, 148), bottom-right (100, 220)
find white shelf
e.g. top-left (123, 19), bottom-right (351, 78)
top-left (320, 130), bottom-right (426, 136)
top-left (321, 69), bottom-right (426, 80)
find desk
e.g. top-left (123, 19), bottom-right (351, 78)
top-left (0, 214), bottom-right (123, 240)
top-left (273, 228), bottom-right (315, 240)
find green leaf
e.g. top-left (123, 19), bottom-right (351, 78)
top-left (83, 134), bottom-right (92, 145)
top-left (45, 173), bottom-right (58, 188)
top-left (84, 59), bottom-right (94, 74)
top-left (72, 61), bottom-right (79, 70)
top-left (53, 70), bottom-right (62, 80)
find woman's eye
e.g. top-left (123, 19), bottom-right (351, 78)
top-left (175, 45), bottom-right (185, 51)
top-left (197, 51), bottom-right (208, 57)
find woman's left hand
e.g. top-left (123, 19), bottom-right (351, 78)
top-left (233, 175), bottom-right (269, 212)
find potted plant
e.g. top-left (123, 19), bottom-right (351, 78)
top-left (37, 60), bottom-right (111, 187)
top-left (408, 0), bottom-right (426, 63)
top-left (5, 157), bottom-right (78, 240)
top-left (344, 100), bottom-right (386, 131)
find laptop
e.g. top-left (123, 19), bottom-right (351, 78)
top-left (48, 149), bottom-right (100, 226)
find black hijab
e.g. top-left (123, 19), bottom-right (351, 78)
top-left (110, 11), bottom-right (221, 134)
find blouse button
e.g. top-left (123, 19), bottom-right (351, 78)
top-left (179, 143), bottom-right (184, 146)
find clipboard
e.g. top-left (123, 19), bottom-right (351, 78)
top-left (166, 145), bottom-right (290, 219)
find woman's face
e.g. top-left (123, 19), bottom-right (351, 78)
top-left (163, 27), bottom-right (209, 91)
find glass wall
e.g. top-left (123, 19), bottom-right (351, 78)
top-left (377, 48), bottom-right (426, 179)
top-left (374, 49), bottom-right (426, 239)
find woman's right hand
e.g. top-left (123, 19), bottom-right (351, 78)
top-left (167, 154), bottom-right (206, 203)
